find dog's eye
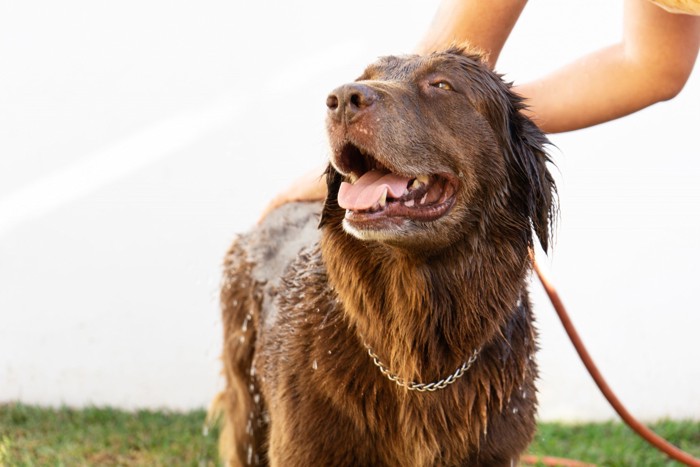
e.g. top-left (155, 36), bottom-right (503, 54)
top-left (430, 81), bottom-right (453, 91)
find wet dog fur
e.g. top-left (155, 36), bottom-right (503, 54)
top-left (216, 47), bottom-right (556, 466)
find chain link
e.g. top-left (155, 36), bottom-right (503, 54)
top-left (365, 345), bottom-right (480, 392)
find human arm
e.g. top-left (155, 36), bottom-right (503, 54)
top-left (261, 0), bottom-right (700, 219)
top-left (516, 0), bottom-right (700, 133)
top-left (416, 0), bottom-right (527, 68)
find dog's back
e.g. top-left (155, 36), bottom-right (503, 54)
top-left (218, 202), bottom-right (320, 466)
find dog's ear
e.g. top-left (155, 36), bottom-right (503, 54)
top-left (442, 47), bottom-right (557, 251)
top-left (505, 107), bottom-right (557, 252)
top-left (319, 163), bottom-right (343, 228)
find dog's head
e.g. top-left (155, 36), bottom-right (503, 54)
top-left (320, 47), bottom-right (556, 252)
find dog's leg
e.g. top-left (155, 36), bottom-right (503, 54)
top-left (218, 239), bottom-right (267, 466)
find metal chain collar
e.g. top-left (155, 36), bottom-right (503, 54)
top-left (364, 344), bottom-right (480, 392)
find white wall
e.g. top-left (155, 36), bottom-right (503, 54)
top-left (1, 0), bottom-right (698, 421)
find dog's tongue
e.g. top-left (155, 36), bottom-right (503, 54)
top-left (338, 170), bottom-right (411, 210)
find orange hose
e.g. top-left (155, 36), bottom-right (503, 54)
top-left (520, 454), bottom-right (595, 467)
top-left (534, 260), bottom-right (700, 467)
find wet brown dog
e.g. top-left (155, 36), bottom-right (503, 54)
top-left (217, 47), bottom-right (556, 466)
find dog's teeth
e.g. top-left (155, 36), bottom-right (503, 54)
top-left (378, 188), bottom-right (387, 207)
top-left (410, 175), bottom-right (430, 190)
top-left (349, 172), bottom-right (359, 183)
top-left (420, 194), bottom-right (428, 204)
top-left (405, 199), bottom-right (415, 207)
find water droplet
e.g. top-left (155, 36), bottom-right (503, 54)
top-left (327, 350), bottom-right (332, 355)
top-left (239, 335), bottom-right (246, 344)
top-left (512, 407), bottom-right (519, 414)
top-left (312, 360), bottom-right (318, 370)
top-left (254, 394), bottom-right (260, 404)
top-left (242, 313), bottom-right (252, 331)
top-left (247, 445), bottom-right (253, 464)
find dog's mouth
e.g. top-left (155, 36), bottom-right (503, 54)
top-left (333, 143), bottom-right (457, 224)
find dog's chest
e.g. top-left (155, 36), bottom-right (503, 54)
top-left (252, 215), bottom-right (539, 465)
top-left (260, 294), bottom-right (493, 465)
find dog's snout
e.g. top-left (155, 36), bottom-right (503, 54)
top-left (327, 83), bottom-right (377, 123)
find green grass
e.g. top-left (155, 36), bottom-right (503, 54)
top-left (0, 403), bottom-right (219, 466)
top-left (528, 420), bottom-right (700, 466)
top-left (1, 403), bottom-right (699, 466)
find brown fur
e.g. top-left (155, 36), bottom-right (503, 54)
top-left (217, 48), bottom-right (556, 466)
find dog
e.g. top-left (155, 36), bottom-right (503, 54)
top-left (216, 46), bottom-right (556, 466)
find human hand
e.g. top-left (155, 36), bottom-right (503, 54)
top-left (258, 167), bottom-right (327, 224)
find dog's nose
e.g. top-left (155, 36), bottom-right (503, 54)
top-left (326, 83), bottom-right (377, 123)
